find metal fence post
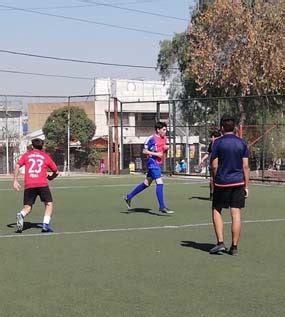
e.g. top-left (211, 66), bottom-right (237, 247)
top-left (173, 101), bottom-right (176, 170)
top-left (5, 96), bottom-right (9, 175)
top-left (120, 101), bottom-right (124, 170)
top-left (67, 96), bottom-right (71, 175)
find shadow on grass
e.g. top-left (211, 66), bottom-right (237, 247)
top-left (180, 241), bottom-right (216, 253)
top-left (189, 196), bottom-right (212, 201)
top-left (7, 222), bottom-right (43, 233)
top-left (121, 208), bottom-right (166, 216)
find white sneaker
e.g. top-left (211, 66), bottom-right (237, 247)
top-left (16, 213), bottom-right (24, 233)
top-left (159, 207), bottom-right (174, 214)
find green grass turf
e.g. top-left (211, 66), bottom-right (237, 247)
top-left (0, 175), bottom-right (284, 317)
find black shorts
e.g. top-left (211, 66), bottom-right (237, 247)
top-left (24, 186), bottom-right (53, 206)
top-left (212, 186), bottom-right (246, 210)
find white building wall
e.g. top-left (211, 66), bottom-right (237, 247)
top-left (93, 78), bottom-right (170, 140)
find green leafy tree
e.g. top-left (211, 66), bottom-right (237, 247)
top-left (43, 106), bottom-right (96, 169)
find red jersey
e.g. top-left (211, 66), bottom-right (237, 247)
top-left (17, 149), bottom-right (58, 189)
top-left (144, 134), bottom-right (168, 168)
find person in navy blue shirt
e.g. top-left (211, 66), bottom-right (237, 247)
top-left (124, 122), bottom-right (174, 214)
top-left (209, 115), bottom-right (249, 256)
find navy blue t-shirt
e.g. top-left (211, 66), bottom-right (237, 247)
top-left (211, 134), bottom-right (249, 187)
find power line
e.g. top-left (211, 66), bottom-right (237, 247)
top-left (80, 0), bottom-right (188, 21)
top-left (0, 67), bottom-right (185, 87)
top-left (0, 68), bottom-right (94, 81)
top-left (0, 4), bottom-right (172, 37)
top-left (0, 1), bottom-right (165, 11)
top-left (0, 4), bottom-right (95, 11)
top-left (0, 49), bottom-right (179, 70)
top-left (0, 4), bottom-right (99, 11)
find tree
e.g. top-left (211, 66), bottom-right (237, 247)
top-left (157, 32), bottom-right (206, 125)
top-left (157, 0), bottom-right (284, 125)
top-left (188, 0), bottom-right (284, 98)
top-left (43, 106), bottom-right (96, 170)
top-left (156, 2), bottom-right (220, 125)
top-left (73, 145), bottom-right (102, 172)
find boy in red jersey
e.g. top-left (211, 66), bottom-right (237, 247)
top-left (13, 138), bottom-right (59, 233)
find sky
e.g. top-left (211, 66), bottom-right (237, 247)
top-left (0, 0), bottom-right (195, 96)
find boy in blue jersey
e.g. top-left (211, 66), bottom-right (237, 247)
top-left (124, 121), bottom-right (174, 214)
top-left (209, 115), bottom-right (250, 256)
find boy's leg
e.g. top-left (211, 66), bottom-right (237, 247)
top-left (210, 186), bottom-right (228, 254)
top-left (228, 186), bottom-right (245, 255)
top-left (155, 176), bottom-right (174, 214)
top-left (230, 208), bottom-right (242, 247)
top-left (16, 205), bottom-right (32, 233)
top-left (212, 208), bottom-right (224, 243)
top-left (21, 205), bottom-right (32, 217)
top-left (40, 187), bottom-right (54, 232)
top-left (155, 177), bottom-right (165, 209)
top-left (124, 177), bottom-right (152, 209)
top-left (16, 188), bottom-right (36, 233)
top-left (209, 208), bottom-right (226, 254)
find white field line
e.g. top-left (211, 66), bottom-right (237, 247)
top-left (0, 218), bottom-right (285, 239)
top-left (0, 181), bottom-right (206, 191)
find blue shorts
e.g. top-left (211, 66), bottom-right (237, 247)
top-left (147, 167), bottom-right (161, 180)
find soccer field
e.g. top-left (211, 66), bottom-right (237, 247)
top-left (0, 175), bottom-right (284, 317)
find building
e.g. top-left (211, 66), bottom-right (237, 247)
top-left (24, 78), bottom-right (200, 172)
top-left (0, 99), bottom-right (24, 174)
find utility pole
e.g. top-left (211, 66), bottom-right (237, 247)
top-left (5, 96), bottom-right (9, 175)
top-left (114, 97), bottom-right (119, 175)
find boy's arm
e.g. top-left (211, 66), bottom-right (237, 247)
top-left (243, 157), bottom-right (250, 198)
top-left (13, 164), bottom-right (21, 191)
top-left (142, 149), bottom-right (163, 158)
top-left (200, 153), bottom-right (209, 166)
top-left (47, 158), bottom-right (59, 181)
top-left (47, 171), bottom-right (59, 181)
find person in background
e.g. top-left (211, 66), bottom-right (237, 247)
top-left (200, 130), bottom-right (222, 199)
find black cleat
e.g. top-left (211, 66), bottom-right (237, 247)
top-left (124, 197), bottom-right (132, 210)
top-left (159, 207), bottom-right (174, 214)
top-left (209, 243), bottom-right (226, 254)
top-left (228, 246), bottom-right (238, 256)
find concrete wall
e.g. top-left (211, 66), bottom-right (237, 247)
top-left (28, 101), bottom-right (95, 133)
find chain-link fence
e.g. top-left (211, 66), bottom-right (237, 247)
top-left (1, 94), bottom-right (284, 182)
top-left (120, 95), bottom-right (285, 182)
top-left (0, 94), bottom-right (111, 175)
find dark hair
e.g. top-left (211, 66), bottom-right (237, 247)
top-left (210, 130), bottom-right (222, 138)
top-left (31, 138), bottom-right (44, 150)
top-left (220, 115), bottom-right (235, 132)
top-left (155, 121), bottom-right (167, 132)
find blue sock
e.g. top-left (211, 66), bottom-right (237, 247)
top-left (127, 183), bottom-right (148, 200)
top-left (156, 184), bottom-right (166, 209)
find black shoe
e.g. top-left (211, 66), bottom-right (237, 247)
top-left (209, 243), bottom-right (226, 254)
top-left (124, 197), bottom-right (132, 210)
top-left (228, 246), bottom-right (238, 256)
top-left (159, 207), bottom-right (174, 214)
